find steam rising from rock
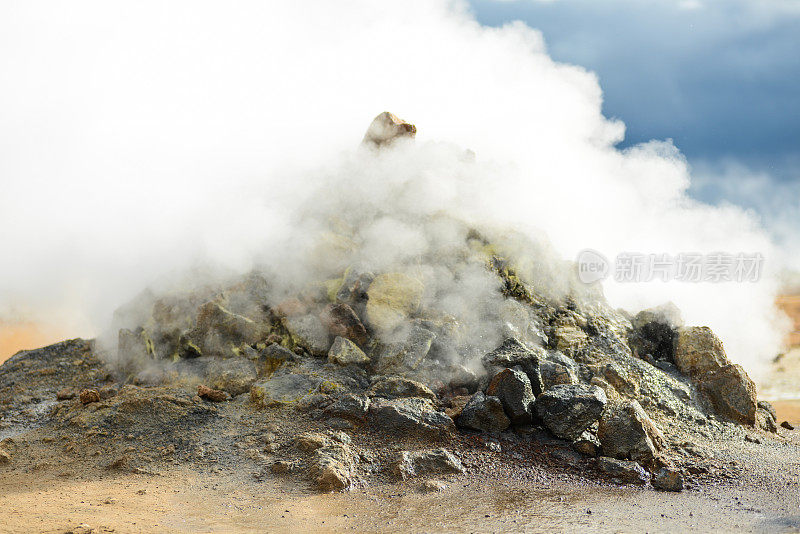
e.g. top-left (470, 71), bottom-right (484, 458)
top-left (0, 0), bottom-right (785, 377)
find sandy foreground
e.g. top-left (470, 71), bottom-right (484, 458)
top-left (2, 431), bottom-right (800, 534)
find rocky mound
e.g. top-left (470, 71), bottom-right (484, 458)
top-left (0, 114), bottom-right (781, 497)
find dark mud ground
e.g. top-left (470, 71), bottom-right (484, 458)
top-left (1, 339), bottom-right (799, 534)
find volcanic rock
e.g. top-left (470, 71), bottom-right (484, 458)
top-left (197, 384), bottom-right (230, 402)
top-left (535, 384), bottom-right (607, 441)
top-left (652, 467), bottom-right (684, 492)
top-left (328, 337), bottom-right (370, 366)
top-left (539, 360), bottom-right (577, 391)
top-left (0, 448), bottom-right (10, 465)
top-left (781, 421), bottom-right (795, 430)
top-left (365, 273), bottom-right (424, 335)
top-left (572, 431), bottom-right (601, 457)
top-left (483, 338), bottom-right (545, 396)
top-left (306, 439), bottom-right (357, 491)
top-left (320, 303), bottom-right (368, 346)
top-left (485, 367), bottom-right (535, 425)
top-left (699, 364), bottom-right (757, 425)
top-left (285, 314), bottom-right (331, 356)
top-left (56, 388), bottom-right (77, 401)
top-left (362, 111), bottom-right (416, 147)
top-left (391, 448), bottom-right (465, 479)
top-left (597, 457), bottom-right (650, 485)
top-left (553, 325), bottom-right (589, 357)
top-left (250, 372), bottom-right (322, 407)
top-left (598, 400), bottom-right (665, 465)
top-left (628, 303), bottom-right (682, 362)
top-left (368, 376), bottom-right (436, 401)
top-left (457, 392), bottom-right (510, 433)
top-left (205, 358), bottom-right (257, 396)
top-left (419, 480), bottom-right (447, 493)
top-left (79, 389), bottom-right (101, 405)
top-left (193, 301), bottom-right (266, 350)
top-left (674, 326), bottom-right (729, 378)
top-left (323, 394), bottom-right (370, 422)
top-left (368, 397), bottom-right (455, 439)
top-left (260, 343), bottom-right (298, 375)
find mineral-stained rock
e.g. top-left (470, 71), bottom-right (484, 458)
top-left (368, 397), bottom-right (455, 439)
top-left (368, 377), bottom-right (436, 401)
top-left (485, 368), bottom-right (535, 425)
top-left (553, 325), bottom-right (589, 357)
top-left (320, 303), bottom-right (368, 346)
top-left (295, 432), bottom-right (330, 453)
top-left (328, 337), bottom-right (370, 366)
top-left (590, 361), bottom-right (638, 397)
top-left (535, 384), bottom-right (607, 441)
top-left (362, 111), bottom-right (417, 147)
top-left (457, 392), bottom-right (510, 433)
top-left (698, 364), bottom-right (757, 425)
top-left (0, 448), bottom-right (10, 465)
top-left (483, 338), bottom-right (545, 396)
top-left (365, 273), bottom-right (424, 335)
top-left (195, 301), bottom-right (265, 347)
top-left (597, 400), bottom-right (665, 465)
top-left (391, 448), bottom-right (465, 479)
top-left (573, 431), bottom-right (601, 457)
top-left (285, 314), bottom-right (331, 356)
top-left (197, 384), bottom-right (230, 402)
top-left (79, 389), bottom-right (101, 405)
top-left (673, 326), bottom-right (729, 378)
top-left (323, 394), bottom-right (370, 422)
top-left (302, 439), bottom-right (357, 492)
top-left (597, 457), bottom-right (650, 485)
top-left (205, 358), bottom-right (257, 396)
top-left (250, 372), bottom-right (322, 407)
top-left (375, 323), bottom-right (436, 372)
top-left (260, 343), bottom-right (298, 375)
top-left (652, 467), bottom-right (684, 492)
top-left (445, 395), bottom-right (471, 419)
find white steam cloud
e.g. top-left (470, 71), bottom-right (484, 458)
top-left (0, 0), bottom-right (786, 378)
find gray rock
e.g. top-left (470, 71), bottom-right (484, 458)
top-left (205, 358), bottom-right (257, 396)
top-left (311, 442), bottom-right (356, 491)
top-left (699, 364), bottom-right (757, 425)
top-left (597, 457), bottom-right (650, 485)
top-left (323, 394), bottom-right (370, 422)
top-left (285, 314), bottom-right (331, 356)
top-left (250, 372), bottom-right (321, 407)
top-left (628, 304), bottom-right (681, 362)
top-left (419, 479), bottom-right (447, 493)
top-left (758, 400), bottom-right (777, 421)
top-left (483, 338), bottom-right (545, 396)
top-left (756, 405), bottom-right (778, 433)
top-left (368, 376), bottom-right (436, 401)
top-left (458, 392), bottom-right (511, 433)
top-left (572, 431), bottom-right (601, 457)
top-left (652, 467), bottom-right (684, 492)
top-left (535, 384), bottom-right (607, 441)
top-left (485, 368), bottom-right (535, 425)
top-left (368, 397), bottom-right (455, 439)
top-left (598, 400), bottom-right (665, 466)
top-left (259, 343), bottom-right (299, 375)
top-left (328, 337), bottom-right (370, 366)
top-left (673, 326), bottom-right (729, 378)
top-left (376, 323), bottom-right (436, 372)
top-left (540, 360), bottom-right (577, 391)
top-left (391, 448), bottom-right (465, 479)
top-left (319, 303), bottom-right (368, 346)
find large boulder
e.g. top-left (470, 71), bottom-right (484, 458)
top-left (285, 314), bottom-right (331, 356)
top-left (390, 448), bottom-right (465, 479)
top-left (699, 364), bottom-right (757, 425)
top-left (628, 304), bottom-right (682, 362)
top-left (482, 338), bottom-right (545, 396)
top-left (365, 273), bottom-right (424, 335)
top-left (250, 372), bottom-right (322, 407)
top-left (485, 368), bottom-right (535, 425)
top-left (598, 400), bottom-right (665, 466)
top-left (323, 394), bottom-right (370, 422)
top-left (457, 392), bottom-right (511, 433)
top-left (368, 397), bottom-right (455, 439)
top-left (535, 384), bottom-right (607, 440)
top-left (673, 326), bottom-right (729, 378)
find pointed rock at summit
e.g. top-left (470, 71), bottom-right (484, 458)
top-left (362, 112), bottom-right (416, 147)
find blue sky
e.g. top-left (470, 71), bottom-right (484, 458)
top-left (469, 0), bottom-right (800, 257)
